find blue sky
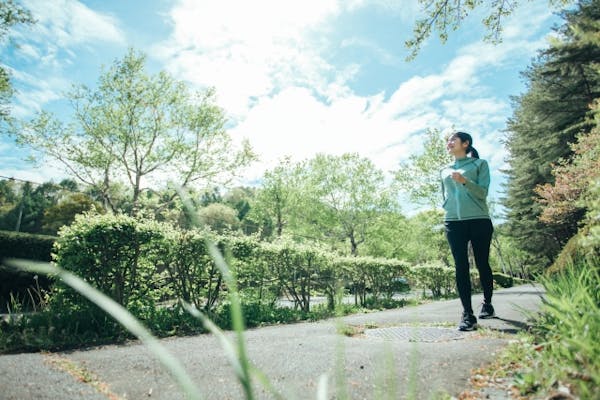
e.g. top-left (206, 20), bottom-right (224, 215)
top-left (0, 0), bottom-right (563, 213)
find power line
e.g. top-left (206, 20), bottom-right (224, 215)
top-left (0, 175), bottom-right (85, 194)
top-left (0, 175), bottom-right (43, 186)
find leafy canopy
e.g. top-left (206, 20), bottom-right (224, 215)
top-left (407, 0), bottom-right (574, 60)
top-left (14, 49), bottom-right (256, 214)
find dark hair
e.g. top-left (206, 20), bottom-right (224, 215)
top-left (451, 131), bottom-right (479, 159)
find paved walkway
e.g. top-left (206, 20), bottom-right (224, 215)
top-left (0, 285), bottom-right (544, 400)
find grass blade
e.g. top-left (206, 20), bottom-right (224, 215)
top-left (317, 374), bottom-right (329, 400)
top-left (182, 301), bottom-right (286, 400)
top-left (206, 241), bottom-right (254, 400)
top-left (175, 184), bottom-right (256, 399)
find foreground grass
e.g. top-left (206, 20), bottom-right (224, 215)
top-left (459, 260), bottom-right (599, 400)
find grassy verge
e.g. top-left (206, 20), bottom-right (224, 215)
top-left (459, 259), bottom-right (599, 399)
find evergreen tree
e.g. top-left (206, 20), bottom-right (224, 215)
top-left (503, 0), bottom-right (600, 267)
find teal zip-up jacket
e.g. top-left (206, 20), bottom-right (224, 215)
top-left (441, 157), bottom-right (490, 221)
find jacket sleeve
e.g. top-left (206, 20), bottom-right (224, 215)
top-left (440, 170), bottom-right (446, 204)
top-left (464, 160), bottom-right (489, 200)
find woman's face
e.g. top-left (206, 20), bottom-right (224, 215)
top-left (446, 135), bottom-right (469, 156)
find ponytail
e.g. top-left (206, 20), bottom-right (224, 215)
top-left (468, 146), bottom-right (480, 159)
top-left (452, 131), bottom-right (480, 159)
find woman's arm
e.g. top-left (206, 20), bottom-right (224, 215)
top-left (463, 160), bottom-right (490, 200)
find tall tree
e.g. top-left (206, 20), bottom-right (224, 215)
top-left (42, 192), bottom-right (103, 234)
top-left (197, 203), bottom-right (241, 233)
top-left (14, 49), bottom-right (256, 215)
top-left (253, 158), bottom-right (301, 237)
top-left (0, 178), bottom-right (17, 207)
top-left (361, 210), bottom-right (409, 259)
top-left (0, 181), bottom-right (60, 233)
top-left (503, 0), bottom-right (600, 266)
top-left (297, 153), bottom-right (395, 256)
top-left (535, 96), bottom-right (600, 253)
top-left (394, 128), bottom-right (452, 208)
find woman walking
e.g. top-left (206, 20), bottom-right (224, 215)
top-left (442, 132), bottom-right (495, 331)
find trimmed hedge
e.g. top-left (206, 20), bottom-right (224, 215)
top-left (2, 213), bottom-right (522, 352)
top-left (48, 214), bottom-right (435, 315)
top-left (0, 231), bottom-right (56, 312)
top-left (0, 218), bottom-right (510, 315)
top-left (409, 262), bottom-right (455, 297)
top-left (493, 272), bottom-right (514, 288)
top-left (0, 230), bottom-right (56, 262)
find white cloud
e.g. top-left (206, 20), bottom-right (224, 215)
top-left (154, 0), bottom-right (347, 117)
top-left (22, 0), bottom-right (125, 50)
top-left (340, 38), bottom-right (403, 67)
top-left (7, 68), bottom-right (69, 117)
top-left (0, 162), bottom-right (68, 184)
top-left (155, 0), bottom-right (422, 119)
top-left (1, 1), bottom-right (126, 119)
top-left (502, 1), bottom-right (555, 41)
top-left (230, 85), bottom-right (442, 182)
top-left (155, 0), bottom-right (556, 195)
top-left (16, 44), bottom-right (41, 60)
top-left (441, 98), bottom-right (509, 127)
top-left (346, 0), bottom-right (420, 20)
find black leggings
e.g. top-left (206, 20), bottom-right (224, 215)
top-left (445, 219), bottom-right (494, 314)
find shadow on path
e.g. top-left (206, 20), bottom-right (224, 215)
top-left (487, 316), bottom-right (532, 334)
top-left (493, 290), bottom-right (544, 297)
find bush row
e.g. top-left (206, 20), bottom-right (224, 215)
top-left (51, 215), bottom-right (415, 314)
top-left (0, 214), bottom-right (500, 315)
top-left (0, 213), bottom-right (496, 352)
top-left (50, 213), bottom-right (477, 315)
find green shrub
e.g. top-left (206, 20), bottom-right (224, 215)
top-left (0, 304), bottom-right (128, 353)
top-left (144, 304), bottom-right (205, 337)
top-left (215, 300), bottom-right (306, 329)
top-left (0, 230), bottom-right (56, 312)
top-left (0, 265), bottom-right (52, 313)
top-left (409, 262), bottom-right (455, 298)
top-left (0, 230), bottom-right (56, 261)
top-left (470, 268), bottom-right (481, 292)
top-left (492, 272), bottom-right (514, 288)
top-left (335, 257), bottom-right (410, 306)
top-left (255, 240), bottom-right (324, 312)
top-left (363, 296), bottom-right (407, 310)
top-left (158, 229), bottom-right (224, 312)
top-left (224, 235), bottom-right (280, 306)
top-left (52, 213), bottom-right (166, 315)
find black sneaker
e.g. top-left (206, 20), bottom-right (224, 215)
top-left (479, 303), bottom-right (495, 319)
top-left (458, 312), bottom-right (478, 331)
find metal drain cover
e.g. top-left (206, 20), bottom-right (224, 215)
top-left (365, 326), bottom-right (469, 342)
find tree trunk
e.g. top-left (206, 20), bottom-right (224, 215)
top-left (492, 236), bottom-right (513, 277)
top-left (132, 173), bottom-right (142, 216)
top-left (276, 206), bottom-right (283, 237)
top-left (101, 166), bottom-right (117, 213)
top-left (349, 230), bottom-right (358, 256)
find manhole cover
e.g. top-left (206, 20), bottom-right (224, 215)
top-left (364, 326), bottom-right (469, 342)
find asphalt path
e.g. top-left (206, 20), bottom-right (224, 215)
top-left (0, 284), bottom-right (544, 400)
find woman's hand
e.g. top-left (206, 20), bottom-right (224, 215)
top-left (451, 172), bottom-right (467, 184)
